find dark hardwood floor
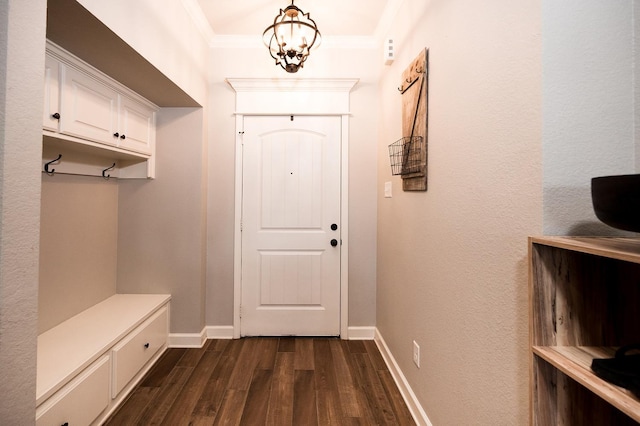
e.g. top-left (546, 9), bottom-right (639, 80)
top-left (104, 337), bottom-right (416, 425)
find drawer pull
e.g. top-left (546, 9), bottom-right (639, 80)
top-left (144, 342), bottom-right (150, 349)
top-left (62, 423), bottom-right (69, 426)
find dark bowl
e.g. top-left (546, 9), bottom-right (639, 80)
top-left (591, 174), bottom-right (640, 233)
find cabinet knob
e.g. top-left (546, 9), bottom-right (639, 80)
top-left (120, 134), bottom-right (126, 140)
top-left (144, 342), bottom-right (150, 349)
top-left (51, 112), bottom-right (60, 120)
top-left (113, 132), bottom-right (119, 138)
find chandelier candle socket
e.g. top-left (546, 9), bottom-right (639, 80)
top-left (263, 1), bottom-right (321, 73)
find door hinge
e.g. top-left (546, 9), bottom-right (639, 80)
top-left (239, 305), bottom-right (242, 318)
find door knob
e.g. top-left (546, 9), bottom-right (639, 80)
top-left (330, 239), bottom-right (338, 247)
top-left (331, 224), bottom-right (338, 231)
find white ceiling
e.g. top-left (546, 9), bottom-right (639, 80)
top-left (195, 0), bottom-right (392, 38)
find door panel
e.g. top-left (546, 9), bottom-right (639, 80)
top-left (60, 65), bottom-right (118, 146)
top-left (241, 115), bottom-right (341, 336)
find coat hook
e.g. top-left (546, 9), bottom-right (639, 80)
top-left (102, 163), bottom-right (116, 180)
top-left (398, 85), bottom-right (404, 92)
top-left (44, 154), bottom-right (62, 176)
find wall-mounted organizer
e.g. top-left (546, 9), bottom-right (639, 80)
top-left (389, 49), bottom-right (429, 191)
top-left (42, 137), bottom-right (149, 180)
top-left (43, 40), bottom-right (157, 179)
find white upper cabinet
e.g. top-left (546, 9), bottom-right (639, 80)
top-left (117, 94), bottom-right (155, 155)
top-left (59, 64), bottom-right (120, 147)
top-left (43, 41), bottom-right (157, 173)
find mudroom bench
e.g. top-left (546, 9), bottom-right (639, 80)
top-left (36, 294), bottom-right (171, 425)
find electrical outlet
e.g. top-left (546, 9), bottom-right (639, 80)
top-left (413, 340), bottom-right (420, 368)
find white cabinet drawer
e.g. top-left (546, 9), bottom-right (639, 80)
top-left (111, 306), bottom-right (168, 398)
top-left (36, 355), bottom-right (110, 426)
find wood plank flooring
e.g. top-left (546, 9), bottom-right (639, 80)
top-left (105, 338), bottom-right (416, 425)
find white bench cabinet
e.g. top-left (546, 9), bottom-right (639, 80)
top-left (36, 294), bottom-right (171, 426)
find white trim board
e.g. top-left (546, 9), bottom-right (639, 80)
top-left (347, 326), bottom-right (376, 340)
top-left (168, 329), bottom-right (207, 348)
top-left (206, 326), bottom-right (234, 340)
top-left (168, 326), bottom-right (235, 347)
top-left (374, 328), bottom-right (432, 426)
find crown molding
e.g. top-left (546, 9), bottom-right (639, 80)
top-left (374, 0), bottom-right (406, 43)
top-left (226, 78), bottom-right (359, 93)
top-left (181, 0), bottom-right (216, 42)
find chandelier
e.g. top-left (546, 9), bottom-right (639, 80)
top-left (262, 1), bottom-right (321, 73)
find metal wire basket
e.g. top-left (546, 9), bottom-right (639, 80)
top-left (388, 136), bottom-right (423, 176)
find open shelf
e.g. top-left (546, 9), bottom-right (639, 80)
top-left (529, 237), bottom-right (640, 425)
top-left (533, 346), bottom-right (640, 422)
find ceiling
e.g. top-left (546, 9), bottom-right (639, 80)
top-left (195, 0), bottom-right (391, 38)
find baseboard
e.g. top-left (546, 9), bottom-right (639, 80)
top-left (205, 325), bottom-right (234, 339)
top-left (374, 328), bottom-right (432, 426)
top-left (170, 325), bottom-right (371, 345)
top-left (168, 328), bottom-right (207, 348)
top-left (347, 326), bottom-right (375, 340)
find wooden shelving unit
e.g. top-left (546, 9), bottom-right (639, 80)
top-left (529, 237), bottom-right (640, 424)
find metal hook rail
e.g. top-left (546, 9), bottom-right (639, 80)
top-left (42, 154), bottom-right (118, 180)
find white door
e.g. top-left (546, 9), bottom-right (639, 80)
top-left (241, 115), bottom-right (341, 336)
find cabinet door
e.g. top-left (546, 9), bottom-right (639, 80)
top-left (59, 65), bottom-right (119, 146)
top-left (117, 95), bottom-right (155, 155)
top-left (43, 55), bottom-right (60, 131)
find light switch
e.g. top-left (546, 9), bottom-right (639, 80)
top-left (384, 181), bottom-right (392, 198)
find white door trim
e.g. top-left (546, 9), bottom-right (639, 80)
top-left (228, 78), bottom-right (358, 339)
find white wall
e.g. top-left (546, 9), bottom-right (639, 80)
top-left (0, 0), bottom-right (46, 421)
top-left (76, 0), bottom-right (209, 107)
top-left (206, 44), bottom-right (380, 328)
top-left (376, 0), bottom-right (542, 424)
top-left (543, 0), bottom-right (637, 235)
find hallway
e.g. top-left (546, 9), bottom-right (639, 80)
top-left (105, 338), bottom-right (416, 425)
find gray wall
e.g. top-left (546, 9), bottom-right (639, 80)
top-left (0, 0), bottom-right (46, 421)
top-left (376, 0), bottom-right (542, 423)
top-left (39, 175), bottom-right (118, 333)
top-left (118, 108), bottom-right (207, 334)
top-left (543, 0), bottom-right (639, 236)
